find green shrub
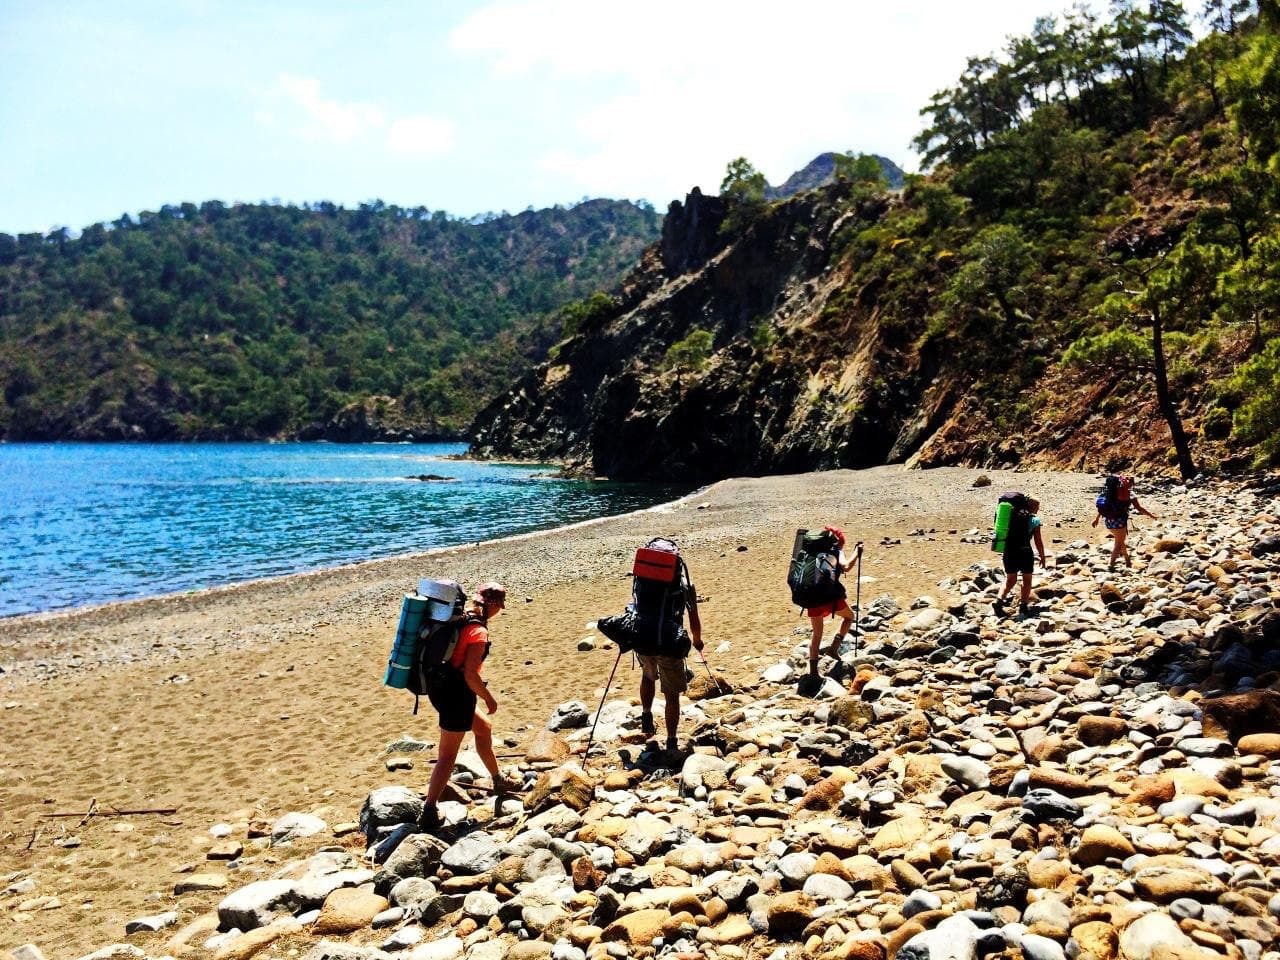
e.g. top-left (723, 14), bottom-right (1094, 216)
top-left (1201, 406), bottom-right (1232, 439)
top-left (1227, 338), bottom-right (1280, 463)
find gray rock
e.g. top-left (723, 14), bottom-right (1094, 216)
top-left (300, 943), bottom-right (397, 960)
top-left (385, 736), bottom-right (431, 753)
top-left (390, 877), bottom-right (438, 920)
top-left (502, 828), bottom-right (554, 858)
top-left (526, 805), bottom-right (583, 838)
top-left (271, 812), bottom-right (327, 843)
top-left (776, 852), bottom-right (818, 888)
top-left (123, 911), bottom-right (178, 934)
top-left (407, 936), bottom-right (464, 960)
top-left (11, 947), bottom-right (45, 960)
top-left (295, 868), bottom-right (376, 908)
top-left (1019, 935), bottom-right (1066, 960)
top-left (902, 890), bottom-right (944, 919)
top-left (374, 833), bottom-right (449, 894)
top-left (441, 833), bottom-right (502, 875)
top-left (1169, 898), bottom-right (1203, 921)
top-left (371, 906), bottom-right (404, 929)
top-left (681, 753), bottom-right (728, 792)
top-left (217, 878), bottom-right (296, 931)
top-left (548, 700), bottom-right (589, 731)
top-left (380, 923), bottom-right (421, 948)
top-left (523, 848), bottom-right (567, 882)
top-left (1021, 789), bottom-right (1081, 822)
top-left (942, 755), bottom-right (991, 791)
top-left (1118, 912), bottom-right (1194, 960)
top-left (1177, 737), bottom-right (1232, 758)
top-left (463, 890), bottom-right (502, 921)
top-left (897, 914), bottom-right (981, 960)
top-left (802, 873), bottom-right (854, 900)
top-left (360, 786), bottom-right (424, 841)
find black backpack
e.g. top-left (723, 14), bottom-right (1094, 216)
top-left (407, 591), bottom-right (483, 714)
top-left (630, 538), bottom-right (693, 658)
top-left (997, 492), bottom-right (1034, 553)
top-left (788, 528), bottom-right (844, 609)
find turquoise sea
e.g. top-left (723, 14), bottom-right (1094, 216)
top-left (0, 443), bottom-right (689, 618)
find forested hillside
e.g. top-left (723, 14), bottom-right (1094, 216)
top-left (0, 199), bottom-right (660, 440)
top-left (472, 1), bottom-right (1280, 479)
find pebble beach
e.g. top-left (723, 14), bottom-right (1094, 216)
top-left (2, 465), bottom-right (1278, 960)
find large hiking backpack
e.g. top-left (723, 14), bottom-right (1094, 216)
top-left (788, 527), bottom-right (844, 609)
top-left (1096, 474), bottom-right (1133, 523)
top-left (385, 578), bottom-right (480, 714)
top-left (992, 492), bottom-right (1030, 553)
top-left (629, 537), bottom-right (692, 658)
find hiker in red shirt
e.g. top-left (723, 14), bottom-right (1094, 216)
top-left (419, 581), bottom-right (510, 833)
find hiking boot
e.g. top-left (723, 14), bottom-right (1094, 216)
top-left (665, 737), bottom-right (680, 755)
top-left (491, 774), bottom-right (520, 795)
top-left (1018, 601), bottom-right (1031, 618)
top-left (417, 803), bottom-right (441, 834)
top-left (824, 633), bottom-right (848, 658)
top-left (639, 711), bottom-right (656, 736)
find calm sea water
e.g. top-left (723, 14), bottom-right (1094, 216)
top-left (0, 443), bottom-right (689, 618)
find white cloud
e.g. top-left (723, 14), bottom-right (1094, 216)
top-left (265, 74), bottom-right (456, 158)
top-left (387, 115), bottom-right (457, 157)
top-left (277, 73), bottom-right (386, 143)
top-left (454, 0), bottom-right (1076, 200)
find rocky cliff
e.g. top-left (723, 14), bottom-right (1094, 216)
top-left (470, 177), bottom-right (1246, 482)
top-left (470, 185), bottom-right (934, 482)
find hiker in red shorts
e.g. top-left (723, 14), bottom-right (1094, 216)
top-left (805, 527), bottom-right (857, 681)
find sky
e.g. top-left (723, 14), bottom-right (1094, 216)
top-left (1, 0), bottom-right (1082, 236)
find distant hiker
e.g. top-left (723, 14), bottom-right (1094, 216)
top-left (1092, 474), bottom-right (1157, 570)
top-left (993, 494), bottom-right (1045, 618)
top-left (418, 581), bottom-right (510, 833)
top-left (628, 538), bottom-right (703, 755)
top-left (789, 525), bottom-right (859, 683)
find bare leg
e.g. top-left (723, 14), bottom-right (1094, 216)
top-left (825, 612), bottom-right (853, 656)
top-left (807, 616), bottom-right (824, 675)
top-left (426, 729), bottom-right (465, 805)
top-left (640, 673), bottom-right (655, 714)
top-left (471, 712), bottom-right (499, 779)
top-left (1020, 571), bottom-right (1033, 604)
top-left (664, 694), bottom-right (680, 747)
top-left (1000, 571), bottom-right (1017, 599)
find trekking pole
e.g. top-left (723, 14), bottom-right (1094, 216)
top-left (853, 542), bottom-right (864, 658)
top-left (583, 649), bottom-right (624, 771)
top-left (697, 652), bottom-right (727, 694)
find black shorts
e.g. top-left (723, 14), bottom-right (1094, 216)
top-left (1003, 549), bottom-right (1035, 575)
top-left (426, 671), bottom-right (477, 733)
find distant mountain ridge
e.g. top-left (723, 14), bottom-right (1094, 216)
top-left (0, 199), bottom-right (660, 441)
top-left (766, 152), bottom-right (905, 199)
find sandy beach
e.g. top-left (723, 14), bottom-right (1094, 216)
top-left (0, 466), bottom-right (1107, 957)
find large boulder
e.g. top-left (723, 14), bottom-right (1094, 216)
top-left (1199, 690), bottom-right (1280, 743)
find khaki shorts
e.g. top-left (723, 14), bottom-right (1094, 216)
top-left (638, 654), bottom-right (688, 696)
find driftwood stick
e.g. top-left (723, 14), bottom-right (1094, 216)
top-left (44, 806), bottom-right (178, 819)
top-left (77, 798), bottom-right (98, 827)
top-left (26, 826), bottom-right (41, 850)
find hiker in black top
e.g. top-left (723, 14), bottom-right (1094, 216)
top-left (419, 581), bottom-right (511, 834)
top-left (637, 566), bottom-right (702, 755)
top-left (995, 498), bottom-right (1046, 618)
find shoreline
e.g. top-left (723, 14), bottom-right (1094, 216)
top-left (0, 479), bottom-right (710, 634)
